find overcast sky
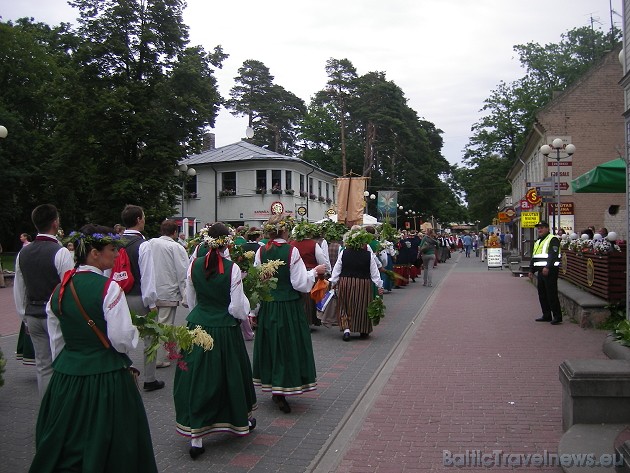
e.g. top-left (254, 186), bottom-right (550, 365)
top-left (1, 0), bottom-right (622, 165)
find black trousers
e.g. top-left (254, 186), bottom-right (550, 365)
top-left (536, 270), bottom-right (562, 321)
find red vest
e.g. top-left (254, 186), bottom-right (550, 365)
top-left (291, 239), bottom-right (317, 269)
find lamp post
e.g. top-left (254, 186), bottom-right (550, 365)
top-left (0, 126), bottom-right (7, 139)
top-left (363, 190), bottom-right (375, 216)
top-left (540, 139), bottom-right (575, 234)
top-left (174, 163), bottom-right (196, 219)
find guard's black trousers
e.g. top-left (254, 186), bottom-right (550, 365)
top-left (536, 269), bottom-right (562, 321)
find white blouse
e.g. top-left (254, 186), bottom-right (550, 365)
top-left (186, 258), bottom-right (250, 321)
top-left (254, 239), bottom-right (318, 293)
top-left (46, 265), bottom-right (139, 361)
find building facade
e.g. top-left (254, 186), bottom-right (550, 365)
top-left (507, 47), bottom-right (626, 255)
top-left (175, 141), bottom-right (337, 234)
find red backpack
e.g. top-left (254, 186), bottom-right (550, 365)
top-left (110, 247), bottom-right (135, 293)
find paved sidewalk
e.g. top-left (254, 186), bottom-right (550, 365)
top-left (318, 254), bottom-right (608, 472)
top-left (0, 253), bottom-right (609, 472)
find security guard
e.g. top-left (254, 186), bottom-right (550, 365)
top-left (528, 221), bottom-right (563, 325)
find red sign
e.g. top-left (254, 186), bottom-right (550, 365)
top-left (547, 202), bottom-right (574, 215)
top-left (525, 188), bottom-right (542, 205)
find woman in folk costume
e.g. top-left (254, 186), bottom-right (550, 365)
top-left (174, 223), bottom-right (257, 460)
top-left (290, 221), bottom-right (331, 326)
top-left (329, 228), bottom-right (384, 341)
top-left (252, 215), bottom-right (326, 414)
top-left (30, 225), bottom-right (157, 473)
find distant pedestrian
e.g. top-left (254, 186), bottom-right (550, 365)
top-left (462, 233), bottom-right (473, 258)
top-left (419, 228), bottom-right (438, 286)
top-left (20, 233), bottom-right (32, 247)
top-left (529, 221), bottom-right (563, 325)
top-left (177, 232), bottom-right (187, 248)
top-left (504, 231), bottom-right (513, 252)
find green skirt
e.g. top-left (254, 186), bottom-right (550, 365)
top-left (174, 323), bottom-right (257, 438)
top-left (252, 299), bottom-right (317, 395)
top-left (16, 322), bottom-right (35, 365)
top-left (30, 369), bottom-right (157, 473)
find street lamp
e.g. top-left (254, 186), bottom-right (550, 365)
top-left (540, 139), bottom-right (575, 234)
top-left (174, 163), bottom-right (196, 218)
top-left (0, 126), bottom-right (7, 139)
top-left (363, 190), bottom-right (375, 215)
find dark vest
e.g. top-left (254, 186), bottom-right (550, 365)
top-left (242, 242), bottom-right (261, 253)
top-left (340, 248), bottom-right (371, 279)
top-left (187, 257), bottom-right (236, 327)
top-left (122, 233), bottom-right (144, 296)
top-left (19, 239), bottom-right (63, 317)
top-left (291, 239), bottom-right (317, 269)
top-left (260, 243), bottom-right (300, 301)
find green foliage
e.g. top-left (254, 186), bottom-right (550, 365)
top-left (614, 319), bottom-right (630, 347)
top-left (343, 228), bottom-right (373, 250)
top-left (230, 245), bottom-right (283, 310)
top-left (367, 295), bottom-right (386, 326)
top-left (598, 304), bottom-right (626, 331)
top-left (378, 223), bottom-right (399, 242)
top-left (317, 220), bottom-right (348, 242)
top-left (292, 220), bottom-right (317, 241)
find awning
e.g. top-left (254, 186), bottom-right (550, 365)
top-left (571, 158), bottom-right (626, 193)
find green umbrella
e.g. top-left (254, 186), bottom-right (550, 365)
top-left (571, 158), bottom-right (627, 193)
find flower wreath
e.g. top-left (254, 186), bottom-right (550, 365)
top-left (63, 231), bottom-right (123, 257)
top-left (199, 224), bottom-right (234, 249)
top-left (262, 215), bottom-right (296, 235)
top-left (343, 228), bottom-right (373, 250)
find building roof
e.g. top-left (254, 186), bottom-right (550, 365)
top-left (181, 141), bottom-right (337, 177)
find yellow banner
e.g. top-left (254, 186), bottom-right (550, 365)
top-left (521, 212), bottom-right (540, 228)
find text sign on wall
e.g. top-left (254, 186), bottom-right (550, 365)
top-left (521, 212), bottom-right (540, 228)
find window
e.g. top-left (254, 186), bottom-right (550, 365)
top-left (285, 170), bottom-right (292, 190)
top-left (309, 177), bottom-right (314, 194)
top-left (222, 171), bottom-right (236, 195)
top-left (318, 181), bottom-right (322, 197)
top-left (299, 174), bottom-right (305, 192)
top-left (256, 170), bottom-right (267, 192)
top-left (271, 170), bottom-right (282, 192)
top-left (326, 183), bottom-right (330, 199)
top-left (186, 175), bottom-right (198, 198)
top-left (333, 185), bottom-right (336, 203)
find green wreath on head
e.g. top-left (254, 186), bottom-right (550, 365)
top-left (292, 220), bottom-right (317, 241)
top-left (319, 219), bottom-right (348, 242)
top-left (343, 228), bottom-right (373, 250)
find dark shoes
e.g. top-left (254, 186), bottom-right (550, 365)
top-left (535, 317), bottom-right (562, 325)
top-left (551, 320), bottom-right (562, 325)
top-left (189, 446), bottom-right (205, 460)
top-left (342, 332), bottom-right (351, 341)
top-left (143, 380), bottom-right (165, 392)
top-left (273, 395), bottom-right (291, 413)
top-left (535, 317), bottom-right (552, 322)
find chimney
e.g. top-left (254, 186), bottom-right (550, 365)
top-left (202, 132), bottom-right (216, 151)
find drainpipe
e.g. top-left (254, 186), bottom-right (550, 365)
top-left (305, 166), bottom-right (315, 221)
top-left (210, 164), bottom-right (218, 223)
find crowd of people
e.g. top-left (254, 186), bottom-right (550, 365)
top-left (13, 202), bottom-right (507, 469)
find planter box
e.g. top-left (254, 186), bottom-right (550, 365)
top-left (559, 244), bottom-right (626, 302)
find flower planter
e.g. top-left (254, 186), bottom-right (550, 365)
top-left (284, 189), bottom-right (294, 195)
top-left (559, 244), bottom-right (626, 302)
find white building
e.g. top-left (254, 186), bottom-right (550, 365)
top-left (175, 140), bottom-right (337, 234)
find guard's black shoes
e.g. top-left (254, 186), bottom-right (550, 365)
top-left (550, 320), bottom-right (562, 325)
top-left (535, 317), bottom-right (552, 322)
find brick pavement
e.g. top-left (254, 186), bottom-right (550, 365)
top-left (320, 254), bottom-right (608, 472)
top-left (0, 253), bottom-right (610, 472)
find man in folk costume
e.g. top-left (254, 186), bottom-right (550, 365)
top-left (290, 221), bottom-right (331, 326)
top-left (120, 205), bottom-right (162, 391)
top-left (13, 204), bottom-right (74, 397)
top-left (528, 221), bottom-right (563, 325)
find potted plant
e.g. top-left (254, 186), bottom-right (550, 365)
top-left (318, 196), bottom-right (325, 202)
top-left (299, 190), bottom-right (308, 197)
top-left (256, 187), bottom-right (267, 195)
top-left (309, 193), bottom-right (317, 200)
top-left (187, 191), bottom-right (198, 199)
top-left (218, 189), bottom-right (235, 197)
top-left (271, 186), bottom-right (282, 195)
top-left (284, 189), bottom-right (295, 195)
top-left (325, 197), bottom-right (333, 204)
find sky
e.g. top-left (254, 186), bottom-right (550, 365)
top-left (1, 0), bottom-right (622, 165)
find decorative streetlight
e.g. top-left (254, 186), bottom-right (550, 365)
top-left (363, 190), bottom-right (375, 215)
top-left (0, 126), bottom-right (7, 139)
top-left (540, 139), bottom-right (575, 234)
top-left (174, 163), bottom-right (196, 218)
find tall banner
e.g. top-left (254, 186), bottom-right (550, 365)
top-left (336, 177), bottom-right (368, 227)
top-left (377, 191), bottom-right (398, 224)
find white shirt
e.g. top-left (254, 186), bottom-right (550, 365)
top-left (329, 248), bottom-right (383, 288)
top-left (148, 235), bottom-right (189, 305)
top-left (186, 258), bottom-right (250, 321)
top-left (46, 265), bottom-right (139, 360)
top-left (314, 240), bottom-right (332, 272)
top-left (254, 239), bottom-right (318, 293)
top-left (123, 230), bottom-right (157, 309)
top-left (13, 234), bottom-right (75, 321)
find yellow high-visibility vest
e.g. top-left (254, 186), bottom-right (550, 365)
top-left (532, 233), bottom-right (560, 267)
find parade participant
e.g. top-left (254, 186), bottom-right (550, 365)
top-left (528, 221), bottom-right (563, 325)
top-left (13, 204), bottom-right (74, 397)
top-left (30, 225), bottom-right (157, 473)
top-left (419, 228), bottom-right (438, 287)
top-left (174, 223), bottom-right (256, 460)
top-left (252, 215), bottom-right (326, 414)
top-left (329, 227), bottom-right (384, 341)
